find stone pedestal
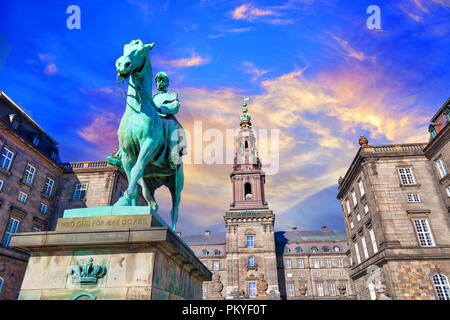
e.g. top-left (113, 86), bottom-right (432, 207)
top-left (10, 207), bottom-right (211, 300)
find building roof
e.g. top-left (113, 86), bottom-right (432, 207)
top-left (182, 233), bottom-right (226, 245)
top-left (274, 230), bottom-right (347, 243)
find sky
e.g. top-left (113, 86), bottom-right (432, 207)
top-left (0, 0), bottom-right (449, 235)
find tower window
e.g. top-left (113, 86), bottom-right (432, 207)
top-left (244, 182), bottom-right (252, 200)
top-left (245, 140), bottom-right (248, 149)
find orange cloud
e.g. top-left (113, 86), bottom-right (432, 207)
top-left (231, 3), bottom-right (277, 20)
top-left (154, 53), bottom-right (211, 68)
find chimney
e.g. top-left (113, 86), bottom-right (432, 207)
top-left (321, 226), bottom-right (329, 232)
top-left (205, 230), bottom-right (211, 236)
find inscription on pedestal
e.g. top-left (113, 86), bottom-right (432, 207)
top-left (56, 215), bottom-right (160, 231)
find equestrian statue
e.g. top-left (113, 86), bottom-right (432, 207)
top-left (107, 39), bottom-right (186, 231)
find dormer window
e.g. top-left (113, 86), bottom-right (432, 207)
top-left (50, 150), bottom-right (57, 160)
top-left (10, 114), bottom-right (20, 129)
top-left (429, 124), bottom-right (437, 139)
top-left (32, 135), bottom-right (40, 146)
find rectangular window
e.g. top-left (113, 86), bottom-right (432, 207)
top-left (329, 283), bottom-right (336, 296)
top-left (39, 203), bottom-right (47, 214)
top-left (73, 183), bottom-right (88, 200)
top-left (369, 228), bottom-right (378, 253)
top-left (357, 213), bottom-right (361, 222)
top-left (2, 218), bottom-right (20, 248)
top-left (32, 136), bottom-right (39, 146)
top-left (297, 259), bottom-right (304, 268)
top-left (23, 164), bottom-right (36, 185)
top-left (313, 259), bottom-right (320, 268)
top-left (248, 282), bottom-right (256, 296)
top-left (358, 179), bottom-right (365, 196)
top-left (407, 193), bottom-right (421, 203)
top-left (0, 180), bottom-right (3, 191)
top-left (352, 191), bottom-right (357, 207)
top-left (213, 261), bottom-right (219, 271)
top-left (0, 147), bottom-right (14, 171)
top-left (354, 242), bottom-right (361, 264)
top-left (364, 204), bottom-right (369, 214)
top-left (44, 178), bottom-right (54, 197)
top-left (361, 235), bottom-right (369, 259)
top-left (325, 259), bottom-right (331, 268)
top-left (398, 167), bottom-right (416, 185)
top-left (315, 271), bottom-right (321, 277)
top-left (246, 235), bottom-right (255, 248)
top-left (337, 258), bottom-right (344, 267)
top-left (413, 219), bottom-right (435, 247)
top-left (345, 199), bottom-right (351, 214)
top-left (327, 271), bottom-right (333, 277)
top-left (285, 259), bottom-right (292, 269)
top-left (17, 191), bottom-right (27, 204)
top-left (436, 156), bottom-right (448, 178)
top-left (300, 272), bottom-right (305, 277)
top-left (317, 283), bottom-right (324, 297)
top-left (287, 283), bottom-right (295, 297)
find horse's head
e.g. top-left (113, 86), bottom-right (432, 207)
top-left (116, 39), bottom-right (154, 80)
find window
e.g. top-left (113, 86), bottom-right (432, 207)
top-left (73, 183), bottom-right (87, 200)
top-left (436, 156), bottom-right (448, 178)
top-left (297, 259), bottom-right (304, 268)
top-left (413, 219), bottom-right (435, 247)
top-left (407, 194), bottom-right (421, 203)
top-left (11, 117), bottom-right (19, 129)
top-left (285, 259), bottom-right (292, 269)
top-left (248, 256), bottom-right (255, 266)
top-left (296, 247), bottom-right (302, 253)
top-left (44, 178), bottom-right (54, 197)
top-left (361, 235), bottom-right (369, 259)
top-left (244, 183), bottom-right (252, 200)
top-left (202, 285), bottom-right (207, 299)
top-left (356, 213), bottom-right (361, 222)
top-left (368, 282), bottom-right (376, 300)
top-left (345, 199), bottom-right (351, 214)
top-left (246, 235), bottom-right (254, 248)
top-left (327, 271), bottom-right (333, 277)
top-left (398, 167), bottom-right (416, 185)
top-left (337, 258), bottom-right (344, 267)
top-left (202, 249), bottom-right (209, 256)
top-left (300, 272), bottom-right (305, 277)
top-left (325, 259), bottom-right (331, 268)
top-left (313, 259), bottom-right (320, 268)
top-left (214, 249), bottom-right (220, 255)
top-left (315, 271), bottom-right (321, 277)
top-left (369, 228), bottom-right (378, 253)
top-left (352, 190), bottom-right (357, 207)
top-left (329, 283), bottom-right (336, 296)
top-left (32, 227), bottom-right (41, 232)
top-left (2, 218), bottom-right (20, 248)
top-left (364, 204), bottom-right (369, 214)
top-left (322, 246), bottom-right (329, 252)
top-left (311, 246), bottom-right (318, 253)
top-left (284, 247), bottom-right (290, 254)
top-left (23, 164), bottom-right (36, 185)
top-left (202, 261), bottom-right (207, 267)
top-left (317, 283), bottom-right (324, 296)
top-left (248, 282), bottom-right (256, 296)
top-left (0, 180), bottom-right (3, 191)
top-left (333, 246), bottom-right (340, 252)
top-left (0, 147), bottom-right (14, 171)
top-left (32, 135), bottom-right (40, 146)
top-left (39, 203), bottom-right (47, 214)
top-left (50, 150), bottom-right (57, 160)
top-left (350, 220), bottom-right (354, 229)
top-left (358, 179), bottom-right (365, 196)
top-left (17, 191), bottom-right (27, 204)
top-left (339, 271), bottom-right (345, 276)
top-left (354, 242), bottom-right (362, 264)
top-left (287, 283), bottom-right (294, 297)
top-left (212, 261), bottom-right (219, 271)
top-left (286, 272), bottom-right (292, 278)
top-left (432, 274), bottom-right (450, 300)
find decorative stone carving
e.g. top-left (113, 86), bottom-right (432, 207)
top-left (359, 135), bottom-right (369, 147)
top-left (375, 282), bottom-right (392, 300)
top-left (298, 281), bottom-right (307, 296)
top-left (211, 274), bottom-right (223, 299)
top-left (257, 273), bottom-right (268, 296)
top-left (338, 282), bottom-right (347, 296)
top-left (70, 258), bottom-right (107, 285)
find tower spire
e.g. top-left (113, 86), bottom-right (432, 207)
top-left (240, 97), bottom-right (252, 128)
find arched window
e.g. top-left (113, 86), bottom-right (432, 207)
top-left (333, 246), bottom-right (340, 252)
top-left (322, 246), bottom-right (329, 252)
top-left (284, 247), bottom-right (290, 253)
top-left (311, 247), bottom-right (318, 253)
top-left (432, 274), bottom-right (450, 300)
top-left (214, 249), bottom-right (220, 255)
top-left (296, 247), bottom-right (302, 253)
top-left (245, 140), bottom-right (249, 149)
top-left (244, 182), bottom-right (252, 200)
top-left (202, 249), bottom-right (209, 256)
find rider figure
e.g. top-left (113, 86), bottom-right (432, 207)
top-left (152, 71), bottom-right (187, 169)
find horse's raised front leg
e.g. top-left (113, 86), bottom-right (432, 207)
top-left (168, 165), bottom-right (184, 232)
top-left (125, 138), bottom-right (160, 204)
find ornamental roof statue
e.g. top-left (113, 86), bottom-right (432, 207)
top-left (240, 97), bottom-right (252, 128)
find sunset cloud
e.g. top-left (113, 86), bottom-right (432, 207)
top-left (154, 53), bottom-right (211, 68)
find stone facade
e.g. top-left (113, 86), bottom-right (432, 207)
top-left (337, 98), bottom-right (450, 300)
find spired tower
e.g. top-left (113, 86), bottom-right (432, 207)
top-left (224, 100), bottom-right (280, 298)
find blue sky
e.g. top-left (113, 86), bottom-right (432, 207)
top-left (0, 0), bottom-right (449, 235)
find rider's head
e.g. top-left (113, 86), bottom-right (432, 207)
top-left (155, 72), bottom-right (169, 92)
